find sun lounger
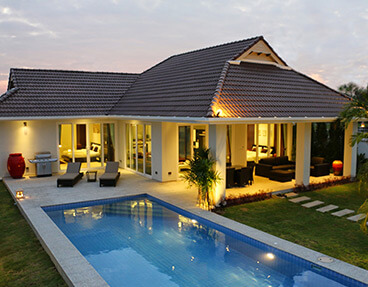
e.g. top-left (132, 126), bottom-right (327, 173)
top-left (57, 162), bottom-right (83, 187)
top-left (100, 162), bottom-right (120, 187)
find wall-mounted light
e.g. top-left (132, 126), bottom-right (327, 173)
top-left (361, 122), bottom-right (365, 128)
top-left (23, 122), bottom-right (28, 135)
top-left (215, 109), bottom-right (222, 117)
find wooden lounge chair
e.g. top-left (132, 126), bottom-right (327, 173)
top-left (99, 161), bottom-right (120, 187)
top-left (57, 162), bottom-right (83, 187)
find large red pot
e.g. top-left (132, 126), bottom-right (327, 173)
top-left (7, 153), bottom-right (25, 179)
top-left (332, 160), bottom-right (343, 176)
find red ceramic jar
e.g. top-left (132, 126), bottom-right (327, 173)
top-left (332, 160), bottom-right (343, 176)
top-left (7, 153), bottom-right (25, 179)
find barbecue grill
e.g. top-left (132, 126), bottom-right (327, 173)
top-left (29, 152), bottom-right (57, 177)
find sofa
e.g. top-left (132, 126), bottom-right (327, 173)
top-left (255, 156), bottom-right (295, 178)
top-left (310, 157), bottom-right (330, 177)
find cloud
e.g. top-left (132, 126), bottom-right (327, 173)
top-left (0, 5), bottom-right (56, 38)
top-left (0, 0), bottom-right (367, 96)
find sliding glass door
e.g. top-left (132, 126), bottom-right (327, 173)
top-left (126, 123), bottom-right (151, 176)
top-left (58, 122), bottom-right (114, 171)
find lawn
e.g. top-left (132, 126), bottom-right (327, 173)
top-left (218, 182), bottom-right (368, 270)
top-left (0, 181), bottom-right (66, 287)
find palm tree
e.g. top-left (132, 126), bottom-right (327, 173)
top-left (339, 82), bottom-right (368, 233)
top-left (339, 82), bottom-right (368, 145)
top-left (182, 148), bottom-right (222, 210)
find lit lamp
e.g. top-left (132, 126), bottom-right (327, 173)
top-left (332, 160), bottom-right (343, 176)
top-left (361, 122), bottom-right (365, 128)
top-left (15, 188), bottom-right (24, 199)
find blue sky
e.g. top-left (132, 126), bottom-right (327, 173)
top-left (0, 0), bottom-right (367, 94)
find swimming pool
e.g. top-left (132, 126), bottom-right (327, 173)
top-left (43, 195), bottom-right (366, 287)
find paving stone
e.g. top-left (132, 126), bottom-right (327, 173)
top-left (289, 196), bottom-right (310, 203)
top-left (284, 192), bottom-right (298, 198)
top-left (302, 200), bottom-right (324, 208)
top-left (331, 209), bottom-right (355, 217)
top-left (347, 213), bottom-right (366, 222)
top-left (316, 205), bottom-right (339, 213)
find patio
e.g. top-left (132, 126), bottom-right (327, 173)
top-left (3, 170), bottom-right (368, 286)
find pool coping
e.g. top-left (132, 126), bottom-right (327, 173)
top-left (4, 177), bottom-right (368, 286)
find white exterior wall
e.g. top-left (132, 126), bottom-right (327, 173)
top-left (343, 122), bottom-right (358, 177)
top-left (151, 122), bottom-right (178, 182)
top-left (295, 122), bottom-right (311, 185)
top-left (209, 124), bottom-right (226, 205)
top-left (0, 120), bottom-right (58, 178)
top-left (231, 124), bottom-right (247, 166)
top-left (117, 120), bottom-right (125, 168)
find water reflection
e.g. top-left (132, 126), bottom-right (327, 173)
top-left (45, 198), bottom-right (353, 287)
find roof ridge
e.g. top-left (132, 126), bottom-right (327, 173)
top-left (10, 67), bottom-right (140, 76)
top-left (171, 36), bottom-right (263, 58)
top-left (206, 61), bottom-right (231, 117)
top-left (0, 87), bottom-right (19, 103)
top-left (106, 75), bottom-right (142, 115)
top-left (290, 68), bottom-right (350, 100)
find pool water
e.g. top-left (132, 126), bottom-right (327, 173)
top-left (44, 195), bottom-right (365, 287)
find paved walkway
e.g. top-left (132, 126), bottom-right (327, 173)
top-left (4, 171), bottom-right (368, 286)
top-left (287, 193), bottom-right (367, 224)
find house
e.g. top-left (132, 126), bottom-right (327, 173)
top-left (0, 36), bottom-right (356, 204)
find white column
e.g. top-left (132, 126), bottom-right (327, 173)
top-left (232, 124), bottom-right (247, 166)
top-left (267, 124), bottom-right (271, 157)
top-left (277, 124), bottom-right (282, 156)
top-left (295, 123), bottom-right (311, 185)
top-left (209, 124), bottom-right (227, 205)
top-left (151, 122), bottom-right (178, 182)
top-left (255, 124), bottom-right (259, 162)
top-left (287, 123), bottom-right (293, 160)
top-left (343, 122), bottom-right (358, 177)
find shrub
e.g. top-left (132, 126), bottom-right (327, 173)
top-left (293, 176), bottom-right (352, 193)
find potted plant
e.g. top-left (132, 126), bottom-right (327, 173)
top-left (182, 148), bottom-right (221, 210)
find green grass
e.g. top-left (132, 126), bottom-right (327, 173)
top-left (218, 182), bottom-right (368, 270)
top-left (0, 181), bottom-right (66, 287)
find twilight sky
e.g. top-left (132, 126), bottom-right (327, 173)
top-left (0, 0), bottom-right (367, 95)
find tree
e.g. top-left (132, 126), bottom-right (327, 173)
top-left (182, 148), bottom-right (222, 210)
top-left (339, 82), bottom-right (368, 233)
top-left (339, 82), bottom-right (368, 145)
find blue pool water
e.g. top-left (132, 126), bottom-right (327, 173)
top-left (44, 195), bottom-right (365, 287)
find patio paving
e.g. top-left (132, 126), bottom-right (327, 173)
top-left (302, 200), bottom-right (324, 208)
top-left (316, 204), bottom-right (339, 213)
top-left (289, 196), bottom-right (311, 203)
top-left (3, 170), bottom-right (368, 286)
top-left (331, 209), bottom-right (355, 217)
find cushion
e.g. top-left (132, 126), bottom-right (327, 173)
top-left (275, 156), bottom-right (289, 165)
top-left (312, 157), bottom-right (324, 165)
top-left (272, 164), bottom-right (295, 170)
top-left (260, 157), bottom-right (276, 165)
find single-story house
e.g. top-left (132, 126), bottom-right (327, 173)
top-left (0, 35), bottom-right (356, 204)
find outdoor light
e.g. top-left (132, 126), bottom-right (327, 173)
top-left (23, 122), bottom-right (28, 135)
top-left (266, 253), bottom-right (275, 260)
top-left (15, 188), bottom-right (24, 199)
top-left (361, 122), bottom-right (365, 128)
top-left (216, 109), bottom-right (222, 117)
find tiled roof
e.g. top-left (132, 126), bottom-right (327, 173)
top-left (0, 69), bottom-right (139, 117)
top-left (215, 62), bottom-right (349, 118)
top-left (0, 36), bottom-right (349, 119)
top-left (109, 36), bottom-right (262, 117)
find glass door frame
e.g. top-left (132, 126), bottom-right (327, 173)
top-left (125, 123), bottom-right (152, 177)
top-left (177, 124), bottom-right (209, 171)
top-left (57, 121), bottom-right (118, 172)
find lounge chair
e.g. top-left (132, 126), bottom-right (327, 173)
top-left (99, 162), bottom-right (120, 187)
top-left (57, 162), bottom-right (83, 187)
